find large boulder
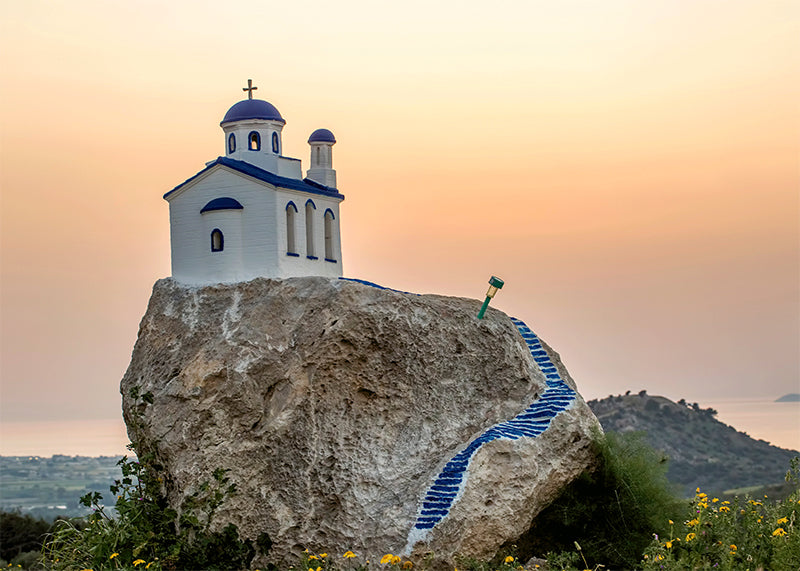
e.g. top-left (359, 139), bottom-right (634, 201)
top-left (121, 277), bottom-right (601, 566)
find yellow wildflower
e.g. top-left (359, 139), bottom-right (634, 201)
top-left (773, 528), bottom-right (788, 537)
top-left (403, 562), bottom-right (413, 570)
top-left (392, 556), bottom-right (402, 566)
top-left (730, 544), bottom-right (737, 552)
top-left (668, 519), bottom-right (673, 525)
top-left (343, 552), bottom-right (356, 559)
top-left (722, 500), bottom-right (730, 505)
top-left (309, 555), bottom-right (319, 561)
top-left (686, 533), bottom-right (696, 542)
top-left (110, 553), bottom-right (119, 560)
top-left (712, 497), bottom-right (719, 503)
top-left (381, 554), bottom-right (394, 565)
top-left (133, 561), bottom-right (145, 567)
top-left (320, 554), bottom-right (328, 559)
top-left (317, 567), bottom-right (322, 571)
top-left (146, 564), bottom-right (153, 570)
top-left (778, 517), bottom-right (789, 524)
top-left (665, 541), bottom-right (672, 549)
top-left (308, 567), bottom-right (314, 571)
top-left (687, 518), bottom-right (700, 527)
top-left (698, 501), bottom-right (708, 509)
top-left (720, 506), bottom-right (730, 512)
top-left (504, 557), bottom-right (514, 564)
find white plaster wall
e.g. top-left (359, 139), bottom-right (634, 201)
top-left (222, 119), bottom-right (303, 176)
top-left (275, 189), bottom-right (343, 278)
top-left (168, 168), bottom-right (277, 284)
top-left (277, 157), bottom-right (302, 179)
top-left (201, 211), bottom-right (244, 283)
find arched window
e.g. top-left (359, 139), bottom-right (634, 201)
top-left (324, 209), bottom-right (335, 261)
top-left (286, 202), bottom-right (298, 255)
top-left (228, 133), bottom-right (236, 154)
top-left (305, 200), bottom-right (316, 258)
top-left (211, 229), bottom-right (224, 252)
top-left (248, 131), bottom-right (261, 151)
top-left (272, 132), bottom-right (279, 154)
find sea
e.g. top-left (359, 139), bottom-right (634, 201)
top-left (0, 398), bottom-right (798, 458)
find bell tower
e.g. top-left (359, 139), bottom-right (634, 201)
top-left (306, 128), bottom-right (337, 189)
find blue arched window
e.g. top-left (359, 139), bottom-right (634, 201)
top-left (305, 200), bottom-right (316, 258)
top-left (272, 132), bottom-right (279, 154)
top-left (324, 209), bottom-right (336, 262)
top-left (286, 202), bottom-right (298, 256)
top-left (248, 131), bottom-right (261, 151)
top-left (228, 133), bottom-right (236, 154)
top-left (211, 229), bottom-right (224, 252)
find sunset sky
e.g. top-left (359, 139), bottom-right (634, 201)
top-left (1, 1), bottom-right (798, 439)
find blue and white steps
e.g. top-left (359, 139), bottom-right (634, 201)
top-left (406, 316), bottom-right (577, 545)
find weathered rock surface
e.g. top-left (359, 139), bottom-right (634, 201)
top-left (121, 277), bottom-right (601, 566)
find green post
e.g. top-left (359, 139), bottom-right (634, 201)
top-left (477, 296), bottom-right (491, 320)
top-left (477, 276), bottom-right (504, 319)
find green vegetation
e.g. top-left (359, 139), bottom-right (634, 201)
top-left (510, 431), bottom-right (685, 569)
top-left (641, 457), bottom-right (800, 570)
top-left (0, 511), bottom-right (59, 565)
top-left (38, 388), bottom-right (261, 571)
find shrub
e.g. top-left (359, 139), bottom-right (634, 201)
top-left (642, 457), bottom-right (800, 570)
top-left (41, 388), bottom-right (258, 571)
top-left (0, 511), bottom-right (52, 562)
top-left (512, 430), bottom-right (684, 569)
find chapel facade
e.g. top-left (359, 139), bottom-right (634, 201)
top-left (163, 82), bottom-right (344, 284)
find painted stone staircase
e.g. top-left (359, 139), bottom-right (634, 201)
top-left (407, 317), bottom-right (577, 538)
top-left (337, 279), bottom-right (578, 544)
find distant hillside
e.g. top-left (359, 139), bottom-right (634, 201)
top-left (587, 392), bottom-right (798, 496)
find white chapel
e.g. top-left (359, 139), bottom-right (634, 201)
top-left (164, 81), bottom-right (344, 284)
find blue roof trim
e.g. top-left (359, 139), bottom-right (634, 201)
top-left (201, 197), bottom-right (244, 213)
top-left (164, 157), bottom-right (345, 200)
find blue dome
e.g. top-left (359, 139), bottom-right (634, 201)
top-left (221, 99), bottom-right (285, 125)
top-left (308, 128), bottom-right (336, 144)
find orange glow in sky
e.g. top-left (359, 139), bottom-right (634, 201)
top-left (0, 1), bottom-right (797, 433)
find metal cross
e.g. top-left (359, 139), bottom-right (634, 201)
top-left (242, 79), bottom-right (257, 99)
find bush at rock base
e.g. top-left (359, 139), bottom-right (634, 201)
top-left (641, 457), bottom-right (800, 571)
top-left (41, 388), bottom-right (259, 571)
top-left (509, 430), bottom-right (685, 569)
